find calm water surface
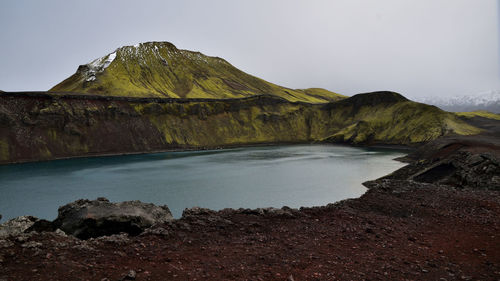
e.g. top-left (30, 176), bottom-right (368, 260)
top-left (0, 145), bottom-right (406, 221)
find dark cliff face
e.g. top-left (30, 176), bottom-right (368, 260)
top-left (0, 92), bottom-right (479, 164)
top-left (0, 93), bottom-right (317, 164)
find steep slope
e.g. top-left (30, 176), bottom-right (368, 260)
top-left (0, 91), bottom-right (481, 164)
top-left (50, 42), bottom-right (345, 103)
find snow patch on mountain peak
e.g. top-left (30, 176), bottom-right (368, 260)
top-left (85, 51), bottom-right (117, 82)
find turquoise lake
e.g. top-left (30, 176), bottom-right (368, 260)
top-left (0, 145), bottom-right (407, 221)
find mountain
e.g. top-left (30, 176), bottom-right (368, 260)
top-left (419, 91), bottom-right (500, 113)
top-left (50, 42), bottom-right (345, 103)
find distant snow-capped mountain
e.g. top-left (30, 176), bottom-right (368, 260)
top-left (417, 90), bottom-right (500, 113)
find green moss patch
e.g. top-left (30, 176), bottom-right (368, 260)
top-left (456, 111), bottom-right (500, 121)
top-left (0, 138), bottom-right (9, 161)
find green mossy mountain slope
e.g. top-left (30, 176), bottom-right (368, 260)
top-left (50, 42), bottom-right (345, 103)
top-left (0, 91), bottom-right (481, 164)
top-left (318, 92), bottom-right (480, 144)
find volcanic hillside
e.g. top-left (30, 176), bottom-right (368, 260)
top-left (50, 42), bottom-right (345, 103)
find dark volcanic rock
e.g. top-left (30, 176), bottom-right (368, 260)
top-left (385, 151), bottom-right (500, 190)
top-left (26, 219), bottom-right (57, 233)
top-left (122, 270), bottom-right (137, 280)
top-left (53, 198), bottom-right (173, 239)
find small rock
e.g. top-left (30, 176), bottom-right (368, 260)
top-left (0, 239), bottom-right (14, 248)
top-left (182, 207), bottom-right (215, 217)
top-left (54, 228), bottom-right (67, 237)
top-left (72, 242), bottom-right (95, 252)
top-left (96, 233), bottom-right (130, 244)
top-left (21, 241), bottom-right (43, 249)
top-left (0, 216), bottom-right (39, 238)
top-left (142, 226), bottom-right (169, 236)
top-left (466, 154), bottom-right (483, 166)
top-left (123, 270), bottom-right (136, 280)
top-left (16, 234), bottom-right (31, 243)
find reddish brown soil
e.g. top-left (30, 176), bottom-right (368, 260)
top-left (1, 180), bottom-right (499, 281)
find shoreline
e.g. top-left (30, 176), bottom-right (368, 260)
top-left (0, 141), bottom-right (414, 166)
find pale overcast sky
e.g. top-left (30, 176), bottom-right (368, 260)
top-left (0, 0), bottom-right (498, 99)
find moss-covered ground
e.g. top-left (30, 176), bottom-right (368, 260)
top-left (455, 111), bottom-right (500, 121)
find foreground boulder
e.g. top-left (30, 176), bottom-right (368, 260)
top-left (53, 198), bottom-right (173, 239)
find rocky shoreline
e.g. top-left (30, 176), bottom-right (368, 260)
top-left (1, 133), bottom-right (499, 280)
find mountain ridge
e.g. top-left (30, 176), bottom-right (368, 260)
top-left (50, 41), bottom-right (346, 103)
